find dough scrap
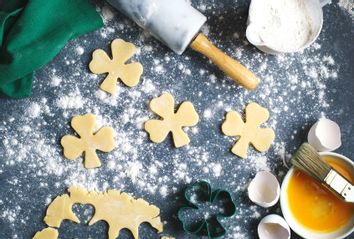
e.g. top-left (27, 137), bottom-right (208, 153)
top-left (33, 186), bottom-right (164, 239)
top-left (144, 93), bottom-right (199, 148)
top-left (61, 113), bottom-right (115, 169)
top-left (89, 38), bottom-right (143, 94)
top-left (221, 102), bottom-right (275, 158)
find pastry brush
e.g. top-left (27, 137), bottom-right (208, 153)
top-left (291, 143), bottom-right (354, 203)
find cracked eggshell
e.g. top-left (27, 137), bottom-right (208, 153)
top-left (308, 118), bottom-right (342, 152)
top-left (247, 171), bottom-right (280, 208)
top-left (258, 214), bottom-right (291, 239)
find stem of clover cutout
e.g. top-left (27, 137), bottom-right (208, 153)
top-left (61, 113), bottom-right (116, 169)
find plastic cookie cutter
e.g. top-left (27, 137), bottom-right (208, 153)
top-left (177, 181), bottom-right (236, 238)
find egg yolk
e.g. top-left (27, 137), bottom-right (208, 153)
top-left (287, 156), bottom-right (354, 232)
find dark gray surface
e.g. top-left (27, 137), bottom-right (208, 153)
top-left (0, 0), bottom-right (353, 238)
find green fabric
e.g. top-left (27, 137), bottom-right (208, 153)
top-left (0, 0), bottom-right (103, 98)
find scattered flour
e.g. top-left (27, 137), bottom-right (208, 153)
top-left (51, 75), bottom-right (62, 87)
top-left (211, 163), bottom-right (222, 177)
top-left (27, 102), bottom-right (41, 118)
top-left (159, 185), bottom-right (168, 198)
top-left (338, 0), bottom-right (354, 19)
top-left (56, 90), bottom-right (86, 110)
top-left (203, 109), bottom-right (212, 119)
top-left (75, 46), bottom-right (85, 56)
top-left (126, 161), bottom-right (143, 183)
top-left (0, 1), bottom-right (346, 239)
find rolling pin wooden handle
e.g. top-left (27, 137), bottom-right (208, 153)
top-left (191, 33), bottom-right (259, 90)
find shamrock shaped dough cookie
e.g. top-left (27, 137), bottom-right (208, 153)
top-left (33, 186), bottom-right (165, 239)
top-left (89, 38), bottom-right (143, 94)
top-left (144, 93), bottom-right (199, 148)
top-left (222, 102), bottom-right (275, 158)
top-left (61, 113), bottom-right (115, 169)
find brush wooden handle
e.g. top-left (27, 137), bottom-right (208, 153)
top-left (191, 33), bottom-right (259, 90)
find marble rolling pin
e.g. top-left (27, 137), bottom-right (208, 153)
top-left (107, 0), bottom-right (259, 90)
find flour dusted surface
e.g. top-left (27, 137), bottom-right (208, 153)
top-left (0, 0), bottom-right (353, 239)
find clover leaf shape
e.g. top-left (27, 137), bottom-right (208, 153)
top-left (144, 93), bottom-right (199, 148)
top-left (221, 102), bottom-right (275, 158)
top-left (89, 38), bottom-right (143, 94)
top-left (61, 113), bottom-right (115, 169)
top-left (177, 181), bottom-right (236, 239)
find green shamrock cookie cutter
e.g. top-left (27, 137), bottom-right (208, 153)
top-left (177, 181), bottom-right (236, 238)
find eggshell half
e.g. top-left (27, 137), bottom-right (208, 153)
top-left (258, 214), bottom-right (291, 239)
top-left (308, 118), bottom-right (341, 152)
top-left (248, 171), bottom-right (280, 208)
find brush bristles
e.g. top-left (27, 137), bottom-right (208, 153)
top-left (291, 143), bottom-right (332, 181)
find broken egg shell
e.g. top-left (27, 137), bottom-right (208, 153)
top-left (247, 171), bottom-right (280, 208)
top-left (308, 118), bottom-right (342, 152)
top-left (258, 214), bottom-right (291, 239)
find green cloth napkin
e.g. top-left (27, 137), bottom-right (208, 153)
top-left (0, 0), bottom-right (103, 98)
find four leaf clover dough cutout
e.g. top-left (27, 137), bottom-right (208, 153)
top-left (61, 113), bottom-right (115, 169)
top-left (222, 102), bottom-right (275, 158)
top-left (33, 186), bottom-right (166, 239)
top-left (89, 38), bottom-right (143, 94)
top-left (144, 93), bottom-right (199, 148)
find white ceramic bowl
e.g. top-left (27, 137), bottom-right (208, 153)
top-left (280, 152), bottom-right (354, 239)
top-left (246, 0), bottom-right (331, 54)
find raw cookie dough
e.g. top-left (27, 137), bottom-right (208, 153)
top-left (221, 102), bottom-right (275, 158)
top-left (61, 113), bottom-right (115, 169)
top-left (89, 38), bottom-right (143, 94)
top-left (33, 228), bottom-right (58, 239)
top-left (33, 186), bottom-right (164, 239)
top-left (144, 92), bottom-right (199, 148)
